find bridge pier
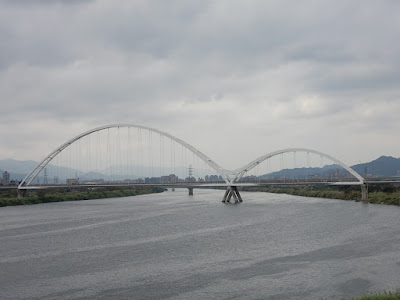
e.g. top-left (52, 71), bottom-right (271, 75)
top-left (17, 189), bottom-right (26, 198)
top-left (222, 186), bottom-right (243, 204)
top-left (188, 188), bottom-right (194, 196)
top-left (361, 183), bottom-right (368, 202)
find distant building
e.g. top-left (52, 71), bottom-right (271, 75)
top-left (67, 178), bottom-right (79, 185)
top-left (185, 176), bottom-right (196, 182)
top-left (161, 174), bottom-right (178, 183)
top-left (204, 175), bottom-right (225, 182)
top-left (209, 175), bottom-right (221, 182)
top-left (83, 179), bottom-right (105, 184)
top-left (2, 171), bottom-right (10, 185)
top-left (145, 177), bottom-right (161, 183)
top-left (241, 175), bottom-right (257, 182)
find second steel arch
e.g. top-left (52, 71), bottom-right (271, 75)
top-left (232, 148), bottom-right (365, 184)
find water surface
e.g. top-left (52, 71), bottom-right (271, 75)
top-left (1, 189), bottom-right (400, 299)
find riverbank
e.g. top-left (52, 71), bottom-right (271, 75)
top-left (0, 187), bottom-right (166, 207)
top-left (242, 185), bottom-right (400, 206)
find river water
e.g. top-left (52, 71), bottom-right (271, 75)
top-left (0, 189), bottom-right (400, 300)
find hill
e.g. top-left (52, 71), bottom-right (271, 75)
top-left (0, 159), bottom-right (139, 184)
top-left (351, 156), bottom-right (400, 177)
top-left (260, 156), bottom-right (400, 179)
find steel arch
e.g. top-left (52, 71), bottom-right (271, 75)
top-left (232, 148), bottom-right (365, 184)
top-left (18, 124), bottom-right (232, 188)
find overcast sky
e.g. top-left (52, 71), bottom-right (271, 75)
top-left (0, 0), bottom-right (399, 170)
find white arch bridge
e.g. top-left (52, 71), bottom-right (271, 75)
top-left (18, 124), bottom-right (368, 203)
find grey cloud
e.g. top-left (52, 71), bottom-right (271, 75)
top-left (0, 0), bottom-right (93, 6)
top-left (0, 0), bottom-right (399, 164)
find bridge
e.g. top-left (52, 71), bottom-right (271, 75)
top-left (18, 124), bottom-right (371, 203)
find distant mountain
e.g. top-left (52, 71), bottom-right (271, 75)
top-left (0, 159), bottom-right (140, 184)
top-left (0, 159), bottom-right (38, 182)
top-left (259, 156), bottom-right (400, 179)
top-left (1, 155), bottom-right (400, 183)
top-left (0, 159), bottom-right (77, 184)
top-left (260, 164), bottom-right (340, 179)
top-left (351, 156), bottom-right (400, 177)
top-left (0, 159), bottom-right (39, 175)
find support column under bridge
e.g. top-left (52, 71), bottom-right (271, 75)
top-left (17, 189), bottom-right (26, 199)
top-left (222, 186), bottom-right (243, 204)
top-left (361, 183), bottom-right (368, 201)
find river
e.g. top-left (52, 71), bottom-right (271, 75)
top-left (0, 189), bottom-right (399, 299)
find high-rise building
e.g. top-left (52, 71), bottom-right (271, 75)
top-left (2, 171), bottom-right (10, 185)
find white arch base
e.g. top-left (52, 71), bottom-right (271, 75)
top-left (222, 186), bottom-right (243, 203)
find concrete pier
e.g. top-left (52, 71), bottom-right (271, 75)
top-left (188, 187), bottom-right (193, 196)
top-left (361, 183), bottom-right (368, 201)
top-left (222, 186), bottom-right (243, 204)
top-left (17, 189), bottom-right (26, 198)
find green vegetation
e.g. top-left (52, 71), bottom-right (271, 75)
top-left (243, 184), bottom-right (400, 206)
top-left (341, 288), bottom-right (400, 299)
top-left (367, 184), bottom-right (400, 205)
top-left (0, 187), bottom-right (165, 207)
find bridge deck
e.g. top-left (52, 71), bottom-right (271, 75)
top-left (11, 179), bottom-right (400, 191)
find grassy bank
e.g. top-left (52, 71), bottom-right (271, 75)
top-left (0, 187), bottom-right (165, 207)
top-left (243, 184), bottom-right (400, 206)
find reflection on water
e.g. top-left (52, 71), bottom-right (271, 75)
top-left (1, 189), bottom-right (400, 299)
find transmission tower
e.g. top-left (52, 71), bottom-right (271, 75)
top-left (43, 168), bottom-right (48, 185)
top-left (188, 164), bottom-right (194, 181)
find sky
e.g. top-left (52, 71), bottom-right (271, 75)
top-left (0, 0), bottom-right (399, 170)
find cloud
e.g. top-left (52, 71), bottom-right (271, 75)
top-left (0, 0), bottom-right (399, 167)
top-left (0, 0), bottom-right (93, 6)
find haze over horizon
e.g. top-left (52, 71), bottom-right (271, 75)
top-left (1, 0), bottom-right (399, 169)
